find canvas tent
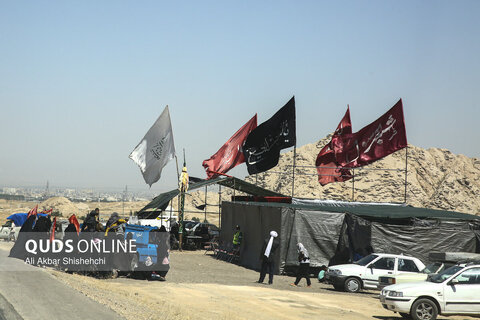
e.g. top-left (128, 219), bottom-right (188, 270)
top-left (220, 200), bottom-right (480, 274)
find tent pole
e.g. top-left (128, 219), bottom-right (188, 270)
top-left (404, 145), bottom-right (408, 203)
top-left (218, 184), bottom-right (221, 227)
top-left (169, 200), bottom-right (172, 231)
top-left (352, 169), bottom-right (355, 201)
top-left (233, 179), bottom-right (236, 202)
top-left (283, 208), bottom-right (297, 275)
top-left (175, 154), bottom-right (180, 241)
top-left (291, 145), bottom-right (297, 198)
top-left (204, 185), bottom-right (207, 222)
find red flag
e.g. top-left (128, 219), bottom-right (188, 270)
top-left (69, 214), bottom-right (80, 235)
top-left (202, 114), bottom-right (257, 179)
top-left (315, 107), bottom-right (353, 186)
top-left (27, 205), bottom-right (38, 219)
top-left (41, 208), bottom-right (53, 215)
top-left (50, 217), bottom-right (57, 242)
top-left (332, 99), bottom-right (407, 168)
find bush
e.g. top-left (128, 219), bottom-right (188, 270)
top-left (51, 210), bottom-right (62, 217)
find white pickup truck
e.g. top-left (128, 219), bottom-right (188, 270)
top-left (0, 220), bottom-right (21, 242)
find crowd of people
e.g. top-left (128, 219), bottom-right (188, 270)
top-left (8, 208), bottom-right (170, 281)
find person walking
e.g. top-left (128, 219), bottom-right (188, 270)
top-left (290, 243), bottom-right (311, 287)
top-left (257, 230), bottom-right (279, 285)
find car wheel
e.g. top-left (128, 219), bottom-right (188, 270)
top-left (411, 298), bottom-right (438, 320)
top-left (399, 312), bottom-right (412, 319)
top-left (344, 277), bottom-right (361, 293)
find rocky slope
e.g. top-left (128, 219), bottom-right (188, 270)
top-left (241, 137), bottom-right (480, 215)
top-left (186, 137), bottom-right (480, 217)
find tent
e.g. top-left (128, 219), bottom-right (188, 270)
top-left (7, 213), bottom-right (50, 227)
top-left (137, 176), bottom-right (285, 219)
top-left (220, 200), bottom-right (480, 275)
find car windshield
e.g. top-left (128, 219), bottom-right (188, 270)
top-left (2, 221), bottom-right (12, 228)
top-left (184, 222), bottom-right (197, 229)
top-left (422, 262), bottom-right (442, 274)
top-left (354, 254), bottom-right (379, 266)
top-left (428, 265), bottom-right (464, 283)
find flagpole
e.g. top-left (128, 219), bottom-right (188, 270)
top-left (179, 149), bottom-right (187, 251)
top-left (352, 169), bottom-right (355, 201)
top-left (218, 184), bottom-right (221, 227)
top-left (404, 145), bottom-right (408, 203)
top-left (204, 185), bottom-right (207, 222)
top-left (291, 145), bottom-right (297, 198)
top-left (175, 155), bottom-right (181, 248)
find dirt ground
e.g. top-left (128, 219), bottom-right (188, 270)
top-left (36, 250), bottom-right (478, 320)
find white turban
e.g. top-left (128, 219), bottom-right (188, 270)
top-left (264, 230), bottom-right (278, 258)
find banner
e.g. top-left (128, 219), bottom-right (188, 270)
top-left (315, 107), bottom-right (353, 185)
top-left (129, 106), bottom-right (176, 187)
top-left (243, 97), bottom-right (296, 175)
top-left (332, 99), bottom-right (407, 168)
top-left (202, 114), bottom-right (257, 179)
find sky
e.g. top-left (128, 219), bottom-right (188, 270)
top-left (1, 1), bottom-right (479, 194)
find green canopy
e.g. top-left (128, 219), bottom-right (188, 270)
top-left (137, 177), bottom-right (285, 219)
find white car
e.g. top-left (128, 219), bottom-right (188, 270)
top-left (378, 261), bottom-right (455, 290)
top-left (380, 263), bottom-right (480, 320)
top-left (0, 220), bottom-right (20, 241)
top-left (325, 253), bottom-right (425, 293)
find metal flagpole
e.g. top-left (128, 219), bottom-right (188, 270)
top-left (404, 146), bottom-right (408, 203)
top-left (291, 145), bottom-right (297, 198)
top-left (218, 184), bottom-right (221, 227)
top-left (175, 155), bottom-right (181, 247)
top-left (204, 185), bottom-right (207, 222)
top-left (178, 149), bottom-right (187, 251)
top-left (169, 201), bottom-right (173, 231)
top-left (352, 169), bottom-right (355, 201)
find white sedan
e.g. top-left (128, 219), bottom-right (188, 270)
top-left (380, 263), bottom-right (480, 320)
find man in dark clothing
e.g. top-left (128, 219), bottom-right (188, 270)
top-left (81, 209), bottom-right (100, 232)
top-left (9, 214), bottom-right (37, 259)
top-left (106, 212), bottom-right (120, 229)
top-left (257, 230), bottom-right (279, 285)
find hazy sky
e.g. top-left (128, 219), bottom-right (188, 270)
top-left (1, 1), bottom-right (479, 193)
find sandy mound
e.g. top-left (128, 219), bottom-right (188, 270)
top-left (180, 137), bottom-right (480, 217)
top-left (40, 197), bottom-right (84, 217)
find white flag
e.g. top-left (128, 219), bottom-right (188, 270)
top-left (129, 106), bottom-right (176, 186)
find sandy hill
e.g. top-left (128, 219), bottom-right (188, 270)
top-left (184, 137), bottom-right (480, 218)
top-left (241, 137), bottom-right (480, 215)
top-left (2, 140), bottom-right (477, 225)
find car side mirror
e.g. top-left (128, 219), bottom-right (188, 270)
top-left (449, 278), bottom-right (459, 285)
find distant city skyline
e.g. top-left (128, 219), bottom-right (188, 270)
top-left (1, 1), bottom-right (479, 193)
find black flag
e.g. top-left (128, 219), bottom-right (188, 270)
top-left (243, 96), bottom-right (296, 174)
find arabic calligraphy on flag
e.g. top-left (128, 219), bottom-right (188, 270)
top-left (129, 106), bottom-right (176, 187)
top-left (243, 96), bottom-right (296, 175)
top-left (315, 107), bottom-right (353, 186)
top-left (202, 114), bottom-right (257, 179)
top-left (332, 99), bottom-right (407, 168)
